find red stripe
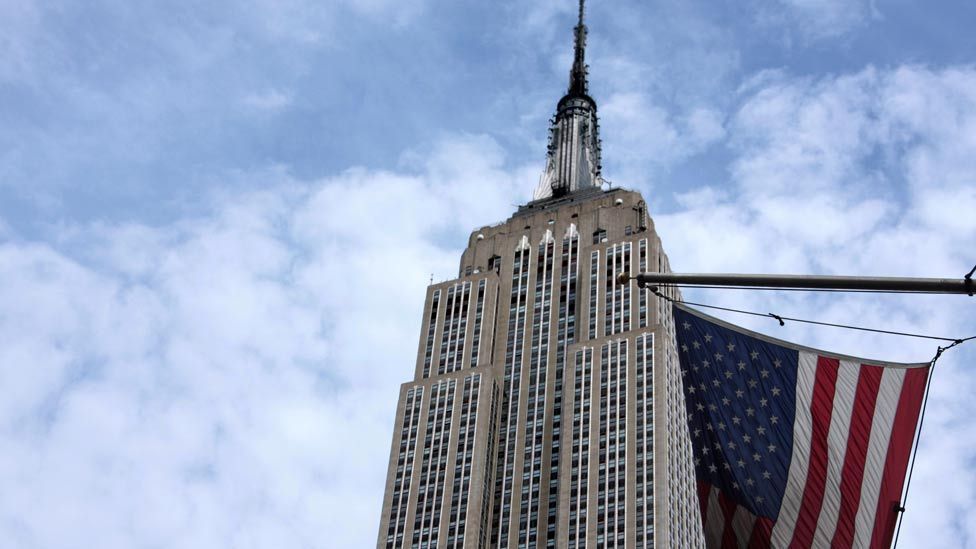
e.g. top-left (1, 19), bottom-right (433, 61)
top-left (698, 481), bottom-right (711, 529)
top-left (789, 356), bottom-right (840, 548)
top-left (718, 491), bottom-right (738, 549)
top-left (869, 366), bottom-right (929, 549)
top-left (831, 364), bottom-right (884, 548)
top-left (748, 516), bottom-right (773, 549)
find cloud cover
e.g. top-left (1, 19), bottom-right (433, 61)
top-left (1, 1), bottom-right (976, 547)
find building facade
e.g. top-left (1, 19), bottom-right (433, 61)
top-left (377, 3), bottom-right (704, 547)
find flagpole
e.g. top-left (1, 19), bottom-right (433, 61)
top-left (619, 272), bottom-right (975, 296)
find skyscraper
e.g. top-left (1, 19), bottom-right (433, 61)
top-left (377, 2), bottom-right (704, 547)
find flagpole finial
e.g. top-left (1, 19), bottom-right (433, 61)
top-left (617, 272), bottom-right (631, 286)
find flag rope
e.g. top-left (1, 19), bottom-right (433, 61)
top-left (648, 286), bottom-right (975, 344)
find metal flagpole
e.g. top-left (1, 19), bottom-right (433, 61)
top-left (618, 272), bottom-right (975, 296)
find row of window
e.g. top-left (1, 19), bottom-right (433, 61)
top-left (597, 340), bottom-right (628, 547)
top-left (422, 293), bottom-right (440, 378)
top-left (411, 379), bottom-right (456, 548)
top-left (493, 239), bottom-right (531, 547)
top-left (604, 242), bottom-right (632, 337)
top-left (547, 231), bottom-right (578, 548)
top-left (635, 333), bottom-right (655, 548)
top-left (517, 234), bottom-right (555, 547)
top-left (438, 282), bottom-right (472, 376)
top-left (446, 374), bottom-right (481, 547)
top-left (479, 386), bottom-right (500, 549)
top-left (568, 347), bottom-right (593, 548)
top-left (386, 387), bottom-right (424, 549)
top-left (470, 279), bottom-right (488, 367)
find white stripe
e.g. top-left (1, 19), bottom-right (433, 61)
top-left (852, 367), bottom-right (905, 548)
top-left (704, 486), bottom-right (725, 548)
top-left (731, 506), bottom-right (757, 548)
top-left (770, 351), bottom-right (819, 547)
top-left (812, 359), bottom-right (861, 547)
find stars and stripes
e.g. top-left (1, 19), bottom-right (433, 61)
top-left (674, 303), bottom-right (930, 549)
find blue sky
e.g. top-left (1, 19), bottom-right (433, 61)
top-left (1, 0), bottom-right (975, 547)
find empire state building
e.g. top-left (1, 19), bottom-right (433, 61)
top-left (377, 2), bottom-right (705, 547)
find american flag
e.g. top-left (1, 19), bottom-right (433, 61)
top-left (673, 303), bottom-right (931, 549)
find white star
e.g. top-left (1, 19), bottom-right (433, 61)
top-left (746, 407), bottom-right (755, 417)
top-left (714, 441), bottom-right (722, 450)
top-left (770, 416), bottom-right (779, 425)
top-left (683, 321), bottom-right (691, 330)
top-left (681, 344), bottom-right (689, 352)
top-left (757, 496), bottom-right (765, 504)
top-left (724, 462), bottom-right (731, 470)
top-left (759, 398), bottom-right (768, 407)
top-left (748, 379), bottom-right (758, 389)
top-left (693, 341), bottom-right (700, 349)
top-left (767, 444), bottom-right (777, 453)
top-left (706, 423), bottom-right (713, 431)
top-left (712, 379), bottom-right (721, 387)
top-left (771, 387), bottom-right (782, 396)
top-left (724, 370), bottom-right (733, 379)
top-left (732, 416), bottom-right (741, 425)
top-left (696, 403), bottom-right (704, 411)
top-left (737, 361), bottom-right (747, 371)
top-left (704, 334), bottom-right (713, 343)
top-left (722, 397), bottom-right (731, 406)
top-left (742, 434), bottom-right (752, 444)
top-left (727, 441), bottom-right (737, 450)
top-left (760, 368), bottom-right (770, 378)
top-left (757, 427), bottom-right (766, 436)
top-left (753, 453), bottom-right (762, 462)
top-left (681, 369), bottom-right (688, 377)
top-left (702, 446), bottom-right (710, 455)
top-left (714, 352), bottom-right (724, 362)
top-left (709, 404), bottom-right (718, 412)
top-left (702, 359), bottom-right (710, 368)
top-left (750, 350), bottom-right (759, 360)
top-left (762, 470), bottom-right (771, 480)
top-left (746, 478), bottom-right (755, 486)
top-left (737, 459), bottom-right (745, 469)
top-left (735, 389), bottom-right (744, 398)
top-left (732, 481), bottom-right (740, 490)
top-left (688, 386), bottom-right (696, 394)
top-left (708, 464), bottom-right (718, 473)
top-left (773, 359), bottom-right (782, 368)
top-left (727, 342), bottom-right (736, 352)
top-left (718, 421), bottom-right (726, 430)
top-left (693, 429), bottom-right (701, 438)
top-left (699, 382), bottom-right (706, 391)
top-left (695, 458), bottom-right (701, 466)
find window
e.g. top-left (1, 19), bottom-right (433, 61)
top-left (592, 229), bottom-right (606, 245)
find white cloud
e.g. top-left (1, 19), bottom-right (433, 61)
top-left (755, 0), bottom-right (875, 41)
top-left (0, 0), bottom-right (43, 82)
top-left (0, 133), bottom-right (525, 548)
top-left (242, 89), bottom-right (293, 112)
top-left (601, 91), bottom-right (725, 187)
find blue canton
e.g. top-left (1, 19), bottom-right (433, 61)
top-left (674, 305), bottom-right (799, 519)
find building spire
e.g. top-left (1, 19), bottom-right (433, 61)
top-left (532, 0), bottom-right (603, 201)
top-left (569, 0), bottom-right (588, 96)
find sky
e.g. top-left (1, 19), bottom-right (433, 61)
top-left (1, 0), bottom-right (975, 547)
